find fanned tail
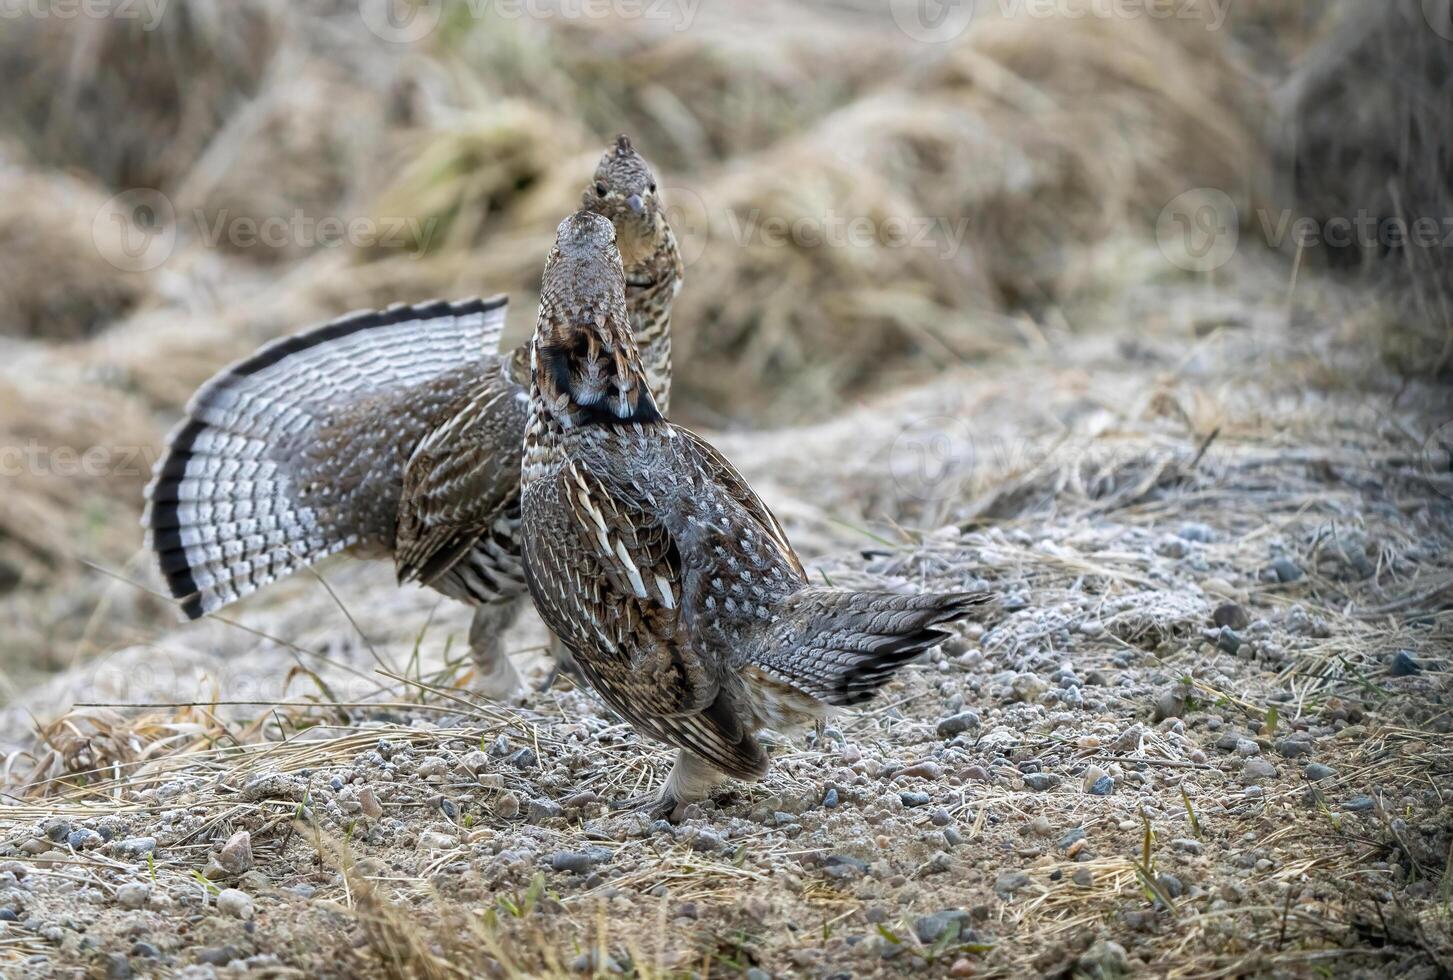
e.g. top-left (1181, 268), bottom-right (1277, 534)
top-left (143, 297), bottom-right (509, 619)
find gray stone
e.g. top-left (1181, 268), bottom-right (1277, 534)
top-left (1216, 627), bottom-right (1242, 655)
top-left (1058, 827), bottom-right (1087, 850)
top-left (1270, 558), bottom-right (1303, 583)
top-left (1088, 775), bottom-right (1114, 796)
top-left (118, 837), bottom-right (157, 857)
top-left (1077, 938), bottom-right (1128, 975)
top-left (115, 883), bottom-right (149, 910)
top-left (527, 799), bottom-right (564, 823)
top-left (936, 712), bottom-right (980, 737)
top-left (67, 829), bottom-right (103, 851)
top-left (1345, 795), bottom-right (1375, 812)
top-left (1156, 873), bottom-right (1184, 899)
top-left (1304, 763), bottom-right (1335, 781)
top-left (216, 888), bottom-right (253, 920)
top-left (1275, 738), bottom-right (1312, 758)
top-left (821, 788), bottom-right (839, 809)
top-left (1022, 773), bottom-right (1057, 792)
top-left (1389, 651), bottom-right (1422, 677)
top-left (913, 909), bottom-right (970, 944)
top-left (994, 870), bottom-right (1032, 897)
top-left (1240, 758), bottom-right (1277, 784)
top-left (1234, 738), bottom-right (1260, 758)
top-left (197, 946), bottom-right (241, 967)
top-left (899, 791), bottom-right (931, 808)
top-left (550, 850), bottom-right (606, 873)
top-left (1213, 602), bottom-right (1250, 631)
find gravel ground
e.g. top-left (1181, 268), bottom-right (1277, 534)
top-left (1, 263), bottom-right (1450, 978)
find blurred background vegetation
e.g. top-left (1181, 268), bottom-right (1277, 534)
top-left (0, 0), bottom-right (1448, 691)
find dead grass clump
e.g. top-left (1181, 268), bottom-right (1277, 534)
top-left (916, 1), bottom-right (1264, 306)
top-left (0, 378), bottom-right (157, 573)
top-left (668, 2), bottom-right (1266, 421)
top-left (442, 7), bottom-right (912, 174)
top-left (1274, 0), bottom-right (1453, 374)
top-left (0, 0), bottom-right (288, 191)
top-left (171, 56), bottom-right (397, 266)
top-left (0, 170), bottom-right (149, 341)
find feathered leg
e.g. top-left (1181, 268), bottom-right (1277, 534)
top-left (613, 750), bottom-right (728, 821)
top-left (468, 600), bottom-right (525, 702)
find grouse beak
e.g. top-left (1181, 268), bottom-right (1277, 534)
top-left (626, 194), bottom-right (645, 215)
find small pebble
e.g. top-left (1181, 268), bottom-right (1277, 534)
top-left (1213, 602), bottom-right (1250, 630)
top-left (527, 799), bottom-right (564, 823)
top-left (1274, 738), bottom-right (1312, 758)
top-left (1345, 795), bottom-right (1375, 812)
top-left (496, 793), bottom-right (521, 819)
top-left (67, 829), bottom-right (103, 851)
top-left (899, 791), bottom-right (931, 808)
top-left (219, 831), bottom-right (253, 874)
top-left (216, 888), bottom-right (254, 920)
top-left (936, 712), bottom-right (980, 737)
top-left (899, 761), bottom-right (943, 780)
top-left (358, 788), bottom-right (383, 819)
top-left (994, 870), bottom-right (1032, 897)
top-left (822, 788), bottom-right (840, 809)
top-left (1234, 738), bottom-right (1260, 758)
top-left (1240, 758), bottom-right (1277, 784)
top-left (1022, 773), bottom-right (1056, 792)
top-left (1216, 627), bottom-right (1242, 655)
top-left (1270, 557), bottom-right (1303, 583)
top-left (550, 851), bottom-right (604, 874)
top-left (930, 808), bottom-right (952, 827)
top-left (1304, 763), bottom-right (1335, 781)
top-left (119, 837), bottom-right (157, 857)
top-left (1088, 775), bottom-right (1114, 796)
top-left (115, 883), bottom-right (149, 910)
top-left (1389, 651), bottom-right (1421, 677)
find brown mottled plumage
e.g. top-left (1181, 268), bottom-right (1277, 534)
top-left (144, 137), bottom-right (682, 699)
top-left (520, 212), bottom-right (989, 815)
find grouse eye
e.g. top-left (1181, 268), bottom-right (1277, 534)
top-left (648, 182), bottom-right (657, 193)
top-left (595, 182), bottom-right (608, 197)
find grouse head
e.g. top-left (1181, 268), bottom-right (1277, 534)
top-left (533, 211), bottom-right (661, 427)
top-left (582, 134), bottom-right (665, 268)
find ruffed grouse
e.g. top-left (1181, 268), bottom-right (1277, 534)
top-left (143, 136), bottom-right (683, 698)
top-left (520, 211), bottom-right (988, 816)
